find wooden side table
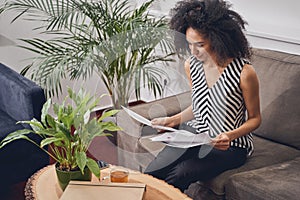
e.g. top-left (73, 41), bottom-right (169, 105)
top-left (25, 165), bottom-right (191, 200)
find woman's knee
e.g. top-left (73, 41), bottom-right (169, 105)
top-left (164, 163), bottom-right (193, 191)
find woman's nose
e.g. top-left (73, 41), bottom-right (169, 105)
top-left (190, 44), bottom-right (198, 55)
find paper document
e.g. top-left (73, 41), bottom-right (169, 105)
top-left (150, 130), bottom-right (212, 148)
top-left (121, 106), bottom-right (177, 132)
top-left (122, 106), bottom-right (212, 148)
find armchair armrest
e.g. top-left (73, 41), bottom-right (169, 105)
top-left (116, 91), bottom-right (191, 170)
top-left (0, 63), bottom-right (49, 185)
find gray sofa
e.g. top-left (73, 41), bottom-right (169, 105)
top-left (116, 48), bottom-right (300, 200)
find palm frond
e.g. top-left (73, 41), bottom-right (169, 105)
top-left (2, 0), bottom-right (176, 106)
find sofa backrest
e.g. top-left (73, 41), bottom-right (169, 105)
top-left (0, 63), bottom-right (46, 121)
top-left (251, 48), bottom-right (300, 150)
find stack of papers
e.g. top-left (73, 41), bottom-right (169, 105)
top-left (122, 106), bottom-right (212, 148)
top-left (60, 181), bottom-right (146, 200)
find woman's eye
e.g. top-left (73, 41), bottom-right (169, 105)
top-left (196, 43), bottom-right (204, 48)
top-left (188, 43), bottom-right (204, 48)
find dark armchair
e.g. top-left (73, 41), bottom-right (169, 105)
top-left (0, 63), bottom-right (49, 187)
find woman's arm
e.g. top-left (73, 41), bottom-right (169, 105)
top-left (151, 105), bottom-right (194, 128)
top-left (151, 59), bottom-right (194, 127)
top-left (213, 64), bottom-right (261, 150)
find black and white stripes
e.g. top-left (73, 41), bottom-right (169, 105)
top-left (188, 56), bottom-right (253, 155)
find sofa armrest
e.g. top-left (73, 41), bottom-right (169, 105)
top-left (0, 63), bottom-right (46, 122)
top-left (116, 91), bottom-right (191, 170)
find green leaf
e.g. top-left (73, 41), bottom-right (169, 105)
top-left (45, 114), bottom-right (56, 129)
top-left (73, 113), bottom-right (83, 130)
top-left (0, 130), bottom-right (32, 148)
top-left (27, 119), bottom-right (45, 133)
top-left (87, 158), bottom-right (100, 179)
top-left (83, 109), bottom-right (91, 124)
top-left (75, 151), bottom-right (87, 174)
top-left (40, 137), bottom-right (63, 148)
top-left (56, 122), bottom-right (71, 139)
top-left (41, 98), bottom-right (51, 125)
top-left (98, 109), bottom-right (119, 121)
top-left (101, 121), bottom-right (122, 132)
top-left (67, 87), bottom-right (76, 101)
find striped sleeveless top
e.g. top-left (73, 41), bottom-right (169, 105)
top-left (187, 56), bottom-right (254, 155)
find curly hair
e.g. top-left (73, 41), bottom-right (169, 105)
top-left (169, 0), bottom-right (252, 65)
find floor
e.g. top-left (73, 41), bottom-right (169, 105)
top-left (0, 182), bottom-right (26, 200)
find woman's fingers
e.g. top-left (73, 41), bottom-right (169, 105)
top-left (151, 117), bottom-right (168, 132)
top-left (211, 133), bottom-right (230, 150)
top-left (151, 117), bottom-right (168, 126)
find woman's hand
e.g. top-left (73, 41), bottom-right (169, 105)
top-left (211, 133), bottom-right (231, 151)
top-left (151, 117), bottom-right (174, 132)
top-left (150, 106), bottom-right (194, 132)
top-left (151, 117), bottom-right (170, 127)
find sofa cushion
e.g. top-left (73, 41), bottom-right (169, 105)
top-left (226, 156), bottom-right (300, 200)
top-left (251, 49), bottom-right (300, 149)
top-left (185, 135), bottom-right (300, 197)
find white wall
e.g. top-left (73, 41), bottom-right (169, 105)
top-left (146, 0), bottom-right (300, 55)
top-left (228, 0), bottom-right (300, 55)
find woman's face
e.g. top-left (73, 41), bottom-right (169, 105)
top-left (186, 27), bottom-right (212, 62)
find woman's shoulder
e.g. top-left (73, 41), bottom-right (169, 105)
top-left (185, 57), bottom-right (191, 64)
top-left (184, 56), bottom-right (195, 69)
top-left (240, 62), bottom-right (259, 87)
top-left (241, 62), bottom-right (256, 76)
top-left (233, 57), bottom-right (255, 75)
top-left (185, 55), bottom-right (196, 64)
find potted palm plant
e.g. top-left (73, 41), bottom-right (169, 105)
top-left (1, 0), bottom-right (175, 108)
top-left (0, 88), bottom-right (121, 190)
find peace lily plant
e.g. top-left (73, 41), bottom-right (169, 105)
top-left (0, 88), bottom-right (121, 181)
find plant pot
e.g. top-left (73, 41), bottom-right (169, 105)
top-left (55, 164), bottom-right (92, 191)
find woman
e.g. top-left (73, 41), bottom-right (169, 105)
top-left (144, 0), bottom-right (261, 192)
